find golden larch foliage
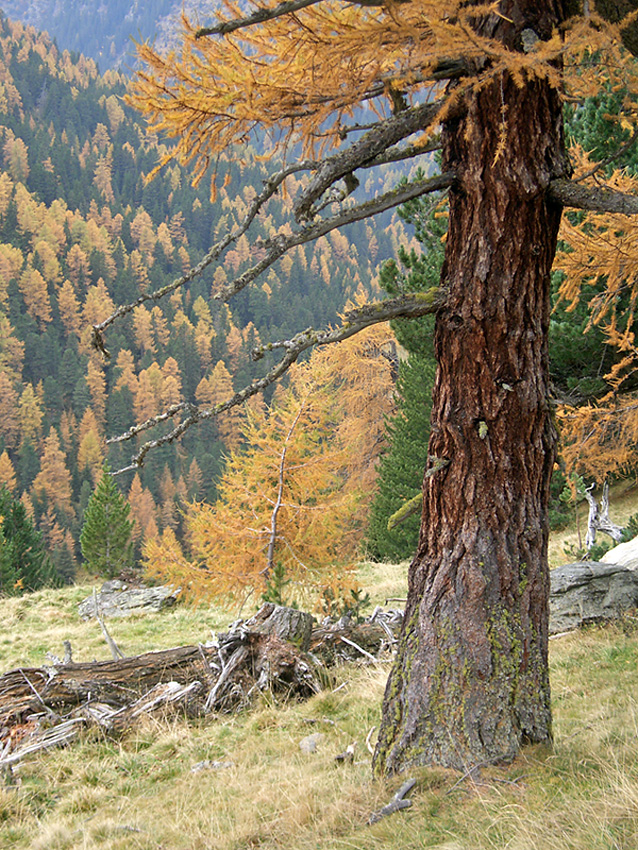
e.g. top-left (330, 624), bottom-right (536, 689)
top-left (143, 324), bottom-right (395, 607)
top-left (18, 265), bottom-right (51, 326)
top-left (0, 372), bottom-right (19, 449)
top-left (17, 383), bottom-right (43, 447)
top-left (0, 243), bottom-right (24, 306)
top-left (128, 474), bottom-right (158, 547)
top-left (114, 349), bottom-right (138, 395)
top-left (554, 150), bottom-right (638, 481)
top-left (85, 360), bottom-right (107, 426)
top-left (0, 449), bottom-right (16, 493)
top-left (77, 409), bottom-right (104, 481)
top-left (0, 314), bottom-right (24, 383)
top-left (56, 280), bottom-right (82, 338)
top-left (32, 428), bottom-right (74, 518)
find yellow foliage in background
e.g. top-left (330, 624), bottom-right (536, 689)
top-left (143, 324), bottom-right (395, 608)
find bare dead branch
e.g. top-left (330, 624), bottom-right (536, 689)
top-left (218, 171), bottom-right (454, 302)
top-left (108, 291), bottom-right (444, 474)
top-left (93, 589), bottom-right (125, 660)
top-left (550, 178), bottom-right (638, 215)
top-left (339, 635), bottom-right (378, 662)
top-left (93, 150), bottom-right (449, 354)
top-left (368, 778), bottom-right (417, 824)
top-left (91, 156), bottom-right (320, 343)
top-left (266, 404), bottom-right (305, 578)
top-left (584, 481), bottom-right (624, 550)
top-left (195, 0), bottom-right (422, 38)
top-left (571, 126), bottom-right (638, 184)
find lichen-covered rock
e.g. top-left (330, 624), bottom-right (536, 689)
top-left (78, 581), bottom-right (179, 620)
top-left (549, 561), bottom-right (638, 634)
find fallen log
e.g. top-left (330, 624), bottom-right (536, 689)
top-left (0, 633), bottom-right (321, 731)
top-left (0, 644), bottom-right (217, 729)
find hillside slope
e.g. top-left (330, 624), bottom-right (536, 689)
top-left (0, 15), bottom-right (414, 582)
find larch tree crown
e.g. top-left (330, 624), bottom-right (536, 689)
top-left (96, 1), bottom-right (638, 773)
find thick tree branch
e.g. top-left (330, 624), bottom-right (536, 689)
top-left (93, 151), bottom-right (449, 350)
top-left (196, 0), bottom-right (325, 37)
top-left (294, 101), bottom-right (442, 222)
top-left (91, 160), bottom-right (302, 344)
top-left (108, 291), bottom-right (444, 474)
top-left (550, 178), bottom-right (638, 215)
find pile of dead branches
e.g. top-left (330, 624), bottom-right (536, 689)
top-left (0, 603), bottom-right (401, 773)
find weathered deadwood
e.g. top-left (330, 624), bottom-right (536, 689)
top-left (585, 481), bottom-right (624, 550)
top-left (309, 618), bottom-right (402, 664)
top-left (0, 718), bottom-right (86, 768)
top-left (0, 604), bottom-right (401, 772)
top-left (0, 645), bottom-right (216, 729)
top-left (244, 603), bottom-right (314, 651)
top-left (0, 628), bottom-right (324, 734)
top-left (91, 681), bottom-right (205, 734)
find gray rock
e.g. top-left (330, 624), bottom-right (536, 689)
top-left (299, 732), bottom-right (324, 754)
top-left (78, 582), bottom-right (179, 620)
top-left (602, 535), bottom-right (638, 571)
top-left (549, 561), bottom-right (638, 634)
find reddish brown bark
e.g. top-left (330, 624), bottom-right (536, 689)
top-left (375, 3), bottom-right (570, 772)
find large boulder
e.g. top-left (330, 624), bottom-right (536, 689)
top-left (78, 580), bottom-right (180, 620)
top-left (549, 561), bottom-right (638, 634)
top-left (602, 535), bottom-right (638, 571)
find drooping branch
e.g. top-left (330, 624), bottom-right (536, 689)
top-left (108, 291), bottom-right (445, 474)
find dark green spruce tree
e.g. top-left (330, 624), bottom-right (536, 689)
top-left (80, 464), bottom-right (134, 578)
top-left (366, 187), bottom-right (444, 561)
top-left (0, 487), bottom-right (58, 596)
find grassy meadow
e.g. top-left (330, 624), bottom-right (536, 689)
top-left (1, 531), bottom-right (638, 848)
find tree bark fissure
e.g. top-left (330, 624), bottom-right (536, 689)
top-left (375, 3), bottom-right (569, 772)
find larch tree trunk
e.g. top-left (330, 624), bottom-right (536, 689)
top-left (375, 2), bottom-right (570, 773)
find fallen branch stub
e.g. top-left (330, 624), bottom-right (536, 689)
top-left (368, 778), bottom-right (417, 825)
top-left (310, 612), bottom-right (402, 663)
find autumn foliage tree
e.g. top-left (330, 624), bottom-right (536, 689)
top-left (144, 325), bottom-right (394, 607)
top-left (95, 1), bottom-right (638, 773)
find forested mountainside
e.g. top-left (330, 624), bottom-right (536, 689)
top-left (0, 15), bottom-right (416, 582)
top-left (0, 0), bottom-right (204, 71)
